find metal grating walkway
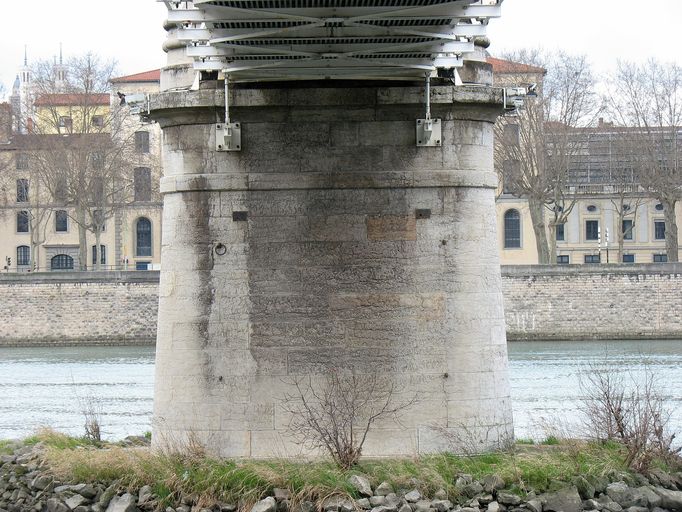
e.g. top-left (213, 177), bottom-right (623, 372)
top-left (162, 0), bottom-right (503, 81)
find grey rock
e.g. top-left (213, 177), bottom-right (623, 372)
top-left (461, 508), bottom-right (479, 512)
top-left (370, 497), bottom-right (387, 507)
top-left (65, 495), bottom-right (87, 510)
top-left (487, 502), bottom-right (504, 512)
top-left (399, 505), bottom-right (413, 512)
top-left (414, 501), bottom-right (432, 512)
top-left (219, 503), bottom-right (238, 512)
top-left (542, 487), bottom-right (582, 512)
top-left (497, 493), bottom-right (522, 507)
top-left (46, 498), bottom-right (69, 512)
top-left (350, 476), bottom-right (374, 498)
top-left (54, 485), bottom-right (73, 494)
top-left (137, 485), bottom-right (153, 505)
top-left (275, 489), bottom-right (292, 501)
top-left (385, 494), bottom-right (402, 508)
top-left (468, 500), bottom-right (480, 509)
top-left (99, 483), bottom-right (119, 509)
top-left (524, 500), bottom-right (542, 512)
top-left (652, 488), bottom-right (682, 510)
top-left (105, 493), bottom-right (137, 512)
top-left (371, 507), bottom-right (397, 512)
top-left (650, 471), bottom-right (675, 490)
top-left (278, 499), bottom-right (290, 512)
top-left (583, 500), bottom-right (602, 511)
top-left (73, 507), bottom-right (90, 512)
top-left (376, 483), bottom-right (394, 497)
top-left (597, 496), bottom-right (622, 512)
top-left (405, 491), bottom-right (421, 503)
top-left (479, 494), bottom-right (495, 505)
top-left (455, 476), bottom-right (473, 488)
top-left (252, 497), bottom-right (277, 512)
top-left (31, 476), bottom-right (52, 491)
top-left (432, 500), bottom-right (453, 512)
top-left (483, 476), bottom-right (506, 494)
top-left (460, 483), bottom-right (484, 499)
top-left (625, 507), bottom-right (648, 512)
top-left (357, 499), bottom-right (371, 510)
top-left (176, 506), bottom-right (190, 512)
top-left (637, 487), bottom-right (662, 508)
top-left (434, 490), bottom-right (448, 501)
top-left (322, 496), bottom-right (354, 512)
top-left (573, 477), bottom-right (596, 500)
top-left (607, 483), bottom-right (647, 508)
top-left (651, 508), bottom-right (673, 512)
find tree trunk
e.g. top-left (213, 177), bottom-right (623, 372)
top-left (547, 224), bottom-right (557, 264)
top-left (77, 208), bottom-right (88, 270)
top-left (662, 199), bottom-right (679, 263)
top-left (528, 198), bottom-right (550, 264)
top-left (94, 230), bottom-right (102, 271)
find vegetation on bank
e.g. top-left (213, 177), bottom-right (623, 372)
top-left (13, 429), bottom-right (678, 509)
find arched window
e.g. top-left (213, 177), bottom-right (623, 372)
top-left (51, 254), bottom-right (74, 270)
top-left (504, 209), bottom-right (521, 248)
top-left (17, 246), bottom-right (30, 266)
top-left (136, 217), bottom-right (152, 257)
top-left (92, 245), bottom-right (106, 265)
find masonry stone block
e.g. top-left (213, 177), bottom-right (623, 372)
top-left (150, 83), bottom-right (514, 458)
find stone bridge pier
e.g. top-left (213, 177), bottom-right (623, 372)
top-left (150, 75), bottom-right (513, 457)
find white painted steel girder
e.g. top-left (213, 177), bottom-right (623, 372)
top-left (162, 0), bottom-right (502, 81)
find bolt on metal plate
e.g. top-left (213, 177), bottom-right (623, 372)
top-left (216, 123), bottom-right (242, 151)
top-left (416, 118), bottom-right (442, 147)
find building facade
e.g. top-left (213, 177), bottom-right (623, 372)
top-left (491, 57), bottom-right (682, 265)
top-left (0, 58), bottom-right (162, 272)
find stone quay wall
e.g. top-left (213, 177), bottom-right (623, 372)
top-left (0, 265), bottom-right (680, 347)
top-left (502, 264), bottom-right (682, 341)
top-left (0, 271), bottom-right (159, 346)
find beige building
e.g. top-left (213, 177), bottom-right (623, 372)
top-left (0, 65), bottom-right (163, 272)
top-left (490, 57), bottom-right (682, 265)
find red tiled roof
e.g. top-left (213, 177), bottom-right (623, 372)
top-left (34, 93), bottom-right (110, 107)
top-left (488, 57), bottom-right (546, 75)
top-left (110, 69), bottom-right (161, 83)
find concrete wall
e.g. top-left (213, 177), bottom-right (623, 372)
top-left (502, 264), bottom-right (682, 340)
top-left (0, 271), bottom-right (158, 346)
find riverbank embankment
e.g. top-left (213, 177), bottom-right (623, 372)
top-left (0, 264), bottom-right (681, 346)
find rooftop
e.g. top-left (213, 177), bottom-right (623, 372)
top-left (34, 93), bottom-right (110, 107)
top-left (488, 57), bottom-right (546, 75)
top-left (110, 70), bottom-right (161, 84)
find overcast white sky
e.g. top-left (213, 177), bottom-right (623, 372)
top-left (1, 0), bottom-right (680, 97)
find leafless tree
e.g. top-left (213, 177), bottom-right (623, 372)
top-left (282, 370), bottom-right (414, 469)
top-left (495, 51), bottom-right (603, 263)
top-left (25, 53), bottom-right (136, 269)
top-left (607, 60), bottom-right (682, 262)
top-left (579, 360), bottom-right (680, 472)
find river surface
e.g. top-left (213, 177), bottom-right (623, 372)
top-left (1, 340), bottom-right (681, 441)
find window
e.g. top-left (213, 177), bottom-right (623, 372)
top-left (136, 217), bottom-right (152, 256)
top-left (503, 209), bottom-right (521, 248)
top-left (622, 254), bottom-right (635, 263)
top-left (585, 220), bottom-right (599, 241)
top-left (587, 205), bottom-right (597, 212)
top-left (16, 246), bottom-right (30, 266)
top-left (502, 160), bottom-right (519, 195)
top-left (136, 261), bottom-right (151, 271)
top-left (16, 211), bottom-right (29, 233)
top-left (15, 153), bottom-right (28, 170)
top-left (654, 221), bottom-right (665, 240)
top-left (622, 219), bottom-right (634, 241)
top-left (557, 255), bottom-right (570, 264)
top-left (653, 254), bottom-right (668, 263)
top-left (134, 167), bottom-right (152, 202)
top-left (91, 245), bottom-right (106, 265)
top-left (16, 179), bottom-right (29, 203)
top-left (91, 115), bottom-right (104, 128)
top-left (58, 116), bottom-right (72, 131)
top-left (655, 203), bottom-right (664, 211)
top-left (51, 254), bottom-right (74, 270)
top-left (55, 210), bottom-right (68, 232)
top-left (584, 254), bottom-right (601, 264)
top-left (556, 223), bottom-right (565, 241)
top-left (135, 131), bottom-right (150, 153)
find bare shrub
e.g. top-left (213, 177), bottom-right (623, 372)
top-left (81, 394), bottom-right (102, 443)
top-left (282, 370), bottom-right (414, 469)
top-left (579, 361), bottom-right (680, 472)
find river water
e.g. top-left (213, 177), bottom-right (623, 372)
top-left (1, 340), bottom-right (681, 441)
